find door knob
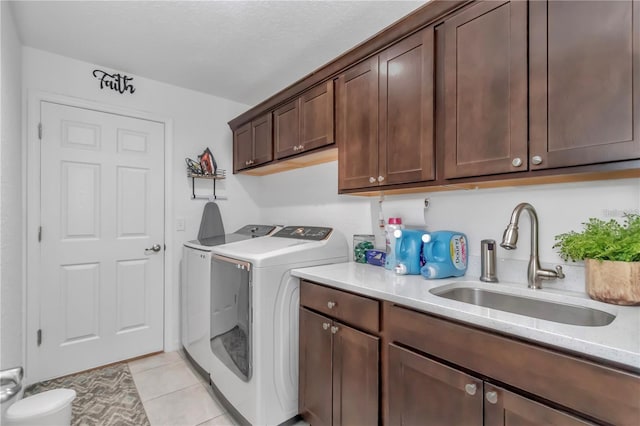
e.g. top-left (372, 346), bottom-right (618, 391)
top-left (330, 326), bottom-right (339, 334)
top-left (322, 323), bottom-right (330, 330)
top-left (327, 301), bottom-right (336, 309)
top-left (145, 244), bottom-right (162, 254)
top-left (369, 177), bottom-right (376, 183)
top-left (531, 155), bottom-right (543, 165)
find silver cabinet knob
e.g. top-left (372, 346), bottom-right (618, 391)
top-left (245, 160), bottom-right (250, 166)
top-left (327, 301), bottom-right (336, 309)
top-left (322, 323), bottom-right (330, 330)
top-left (485, 391), bottom-right (498, 404)
top-left (298, 144), bottom-right (304, 151)
top-left (378, 176), bottom-right (385, 182)
top-left (369, 177), bottom-right (376, 183)
top-left (330, 326), bottom-right (339, 334)
top-left (293, 146), bottom-right (299, 152)
top-left (511, 157), bottom-right (522, 167)
top-left (464, 384), bottom-right (477, 396)
top-left (531, 155), bottom-right (543, 165)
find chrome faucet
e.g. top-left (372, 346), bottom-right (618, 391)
top-left (500, 203), bottom-right (565, 289)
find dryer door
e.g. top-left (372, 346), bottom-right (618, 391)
top-left (210, 254), bottom-right (252, 382)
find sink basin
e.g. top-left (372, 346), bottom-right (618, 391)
top-left (430, 286), bottom-right (616, 326)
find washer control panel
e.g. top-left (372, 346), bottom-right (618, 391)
top-left (273, 226), bottom-right (333, 241)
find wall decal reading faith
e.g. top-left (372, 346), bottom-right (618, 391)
top-left (93, 69), bottom-right (136, 94)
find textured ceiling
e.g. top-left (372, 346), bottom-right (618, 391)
top-left (10, 1), bottom-right (425, 105)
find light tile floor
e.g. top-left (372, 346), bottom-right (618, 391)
top-left (128, 351), bottom-right (237, 426)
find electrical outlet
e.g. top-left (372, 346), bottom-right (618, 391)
top-left (176, 217), bottom-right (186, 231)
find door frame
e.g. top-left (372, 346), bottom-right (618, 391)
top-left (24, 90), bottom-right (174, 384)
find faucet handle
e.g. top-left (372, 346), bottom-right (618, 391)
top-left (555, 265), bottom-right (565, 279)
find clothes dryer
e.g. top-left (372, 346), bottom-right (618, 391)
top-left (181, 225), bottom-right (275, 374)
top-left (207, 226), bottom-right (348, 426)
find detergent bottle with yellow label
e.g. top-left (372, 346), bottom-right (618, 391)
top-left (420, 231), bottom-right (468, 279)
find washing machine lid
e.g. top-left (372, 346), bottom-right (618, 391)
top-left (211, 226), bottom-right (348, 267)
top-left (184, 224), bottom-right (276, 251)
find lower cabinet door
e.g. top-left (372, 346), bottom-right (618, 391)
top-left (299, 308), bottom-right (333, 426)
top-left (332, 322), bottom-right (379, 426)
top-left (388, 343), bottom-right (483, 426)
top-left (484, 384), bottom-right (594, 426)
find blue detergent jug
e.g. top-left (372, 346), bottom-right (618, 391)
top-left (420, 231), bottom-right (468, 279)
top-left (393, 229), bottom-right (427, 275)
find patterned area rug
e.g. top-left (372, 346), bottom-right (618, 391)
top-left (24, 362), bottom-right (149, 426)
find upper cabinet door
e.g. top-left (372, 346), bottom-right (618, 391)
top-left (379, 27), bottom-right (435, 185)
top-left (251, 113), bottom-right (273, 167)
top-left (274, 99), bottom-right (300, 160)
top-left (443, 1), bottom-right (528, 179)
top-left (233, 122), bottom-right (253, 172)
top-left (337, 57), bottom-right (379, 190)
top-left (299, 81), bottom-right (335, 153)
top-left (530, 0), bottom-right (640, 169)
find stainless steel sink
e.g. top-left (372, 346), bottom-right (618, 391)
top-left (430, 287), bottom-right (616, 326)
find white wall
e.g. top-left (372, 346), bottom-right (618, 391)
top-left (22, 47), bottom-right (258, 352)
top-left (1, 2), bottom-right (24, 370)
top-left (251, 161), bottom-right (639, 293)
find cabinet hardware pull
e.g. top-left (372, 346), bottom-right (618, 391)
top-left (327, 301), bottom-right (336, 309)
top-left (293, 146), bottom-right (298, 152)
top-left (322, 323), bottom-right (330, 330)
top-left (531, 155), bottom-right (543, 165)
top-left (464, 384), bottom-right (477, 396)
top-left (298, 144), bottom-right (304, 151)
top-left (511, 157), bottom-right (523, 167)
top-left (485, 391), bottom-right (498, 404)
top-left (369, 177), bottom-right (376, 183)
top-left (378, 176), bottom-right (385, 182)
top-left (330, 326), bottom-right (339, 334)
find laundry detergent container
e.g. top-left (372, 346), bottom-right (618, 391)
top-left (420, 230), bottom-right (468, 279)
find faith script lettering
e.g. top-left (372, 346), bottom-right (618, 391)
top-left (93, 69), bottom-right (136, 94)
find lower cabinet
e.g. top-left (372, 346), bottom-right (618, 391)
top-left (298, 281), bottom-right (640, 426)
top-left (388, 343), bottom-right (591, 426)
top-left (299, 307), bottom-right (379, 426)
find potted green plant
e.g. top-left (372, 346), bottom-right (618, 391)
top-left (554, 213), bottom-right (640, 305)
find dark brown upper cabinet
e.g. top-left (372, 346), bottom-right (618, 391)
top-left (443, 0), bottom-right (528, 179)
top-left (233, 113), bottom-right (273, 172)
top-left (529, 0), bottom-right (640, 169)
top-left (338, 26), bottom-right (435, 191)
top-left (444, 1), bottom-right (527, 179)
top-left (274, 81), bottom-right (334, 160)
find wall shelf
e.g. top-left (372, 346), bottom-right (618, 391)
top-left (188, 170), bottom-right (227, 200)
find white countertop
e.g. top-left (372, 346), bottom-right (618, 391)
top-left (292, 262), bottom-right (640, 371)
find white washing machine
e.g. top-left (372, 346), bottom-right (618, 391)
top-left (181, 225), bottom-right (276, 376)
top-left (207, 226), bottom-right (348, 426)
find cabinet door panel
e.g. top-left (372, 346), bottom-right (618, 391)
top-left (274, 100), bottom-right (300, 160)
top-left (388, 343), bottom-right (482, 426)
top-left (252, 113), bottom-right (273, 166)
top-left (299, 308), bottom-right (333, 426)
top-left (484, 384), bottom-right (594, 426)
top-left (300, 81), bottom-right (335, 153)
top-left (233, 122), bottom-right (252, 172)
top-left (332, 322), bottom-right (379, 426)
top-left (379, 27), bottom-right (435, 185)
top-left (444, 0), bottom-right (527, 178)
top-left (530, 0), bottom-right (640, 168)
top-left (337, 57), bottom-right (379, 190)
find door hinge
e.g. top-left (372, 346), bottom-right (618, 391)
top-left (37, 329), bottom-right (42, 346)
top-left (38, 226), bottom-right (42, 242)
top-left (38, 123), bottom-right (42, 140)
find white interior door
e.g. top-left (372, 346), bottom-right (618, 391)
top-left (36, 101), bottom-right (165, 381)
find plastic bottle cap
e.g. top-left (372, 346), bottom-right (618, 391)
top-left (388, 217), bottom-right (402, 225)
top-left (422, 234), bottom-right (432, 243)
top-left (393, 229), bottom-right (403, 238)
